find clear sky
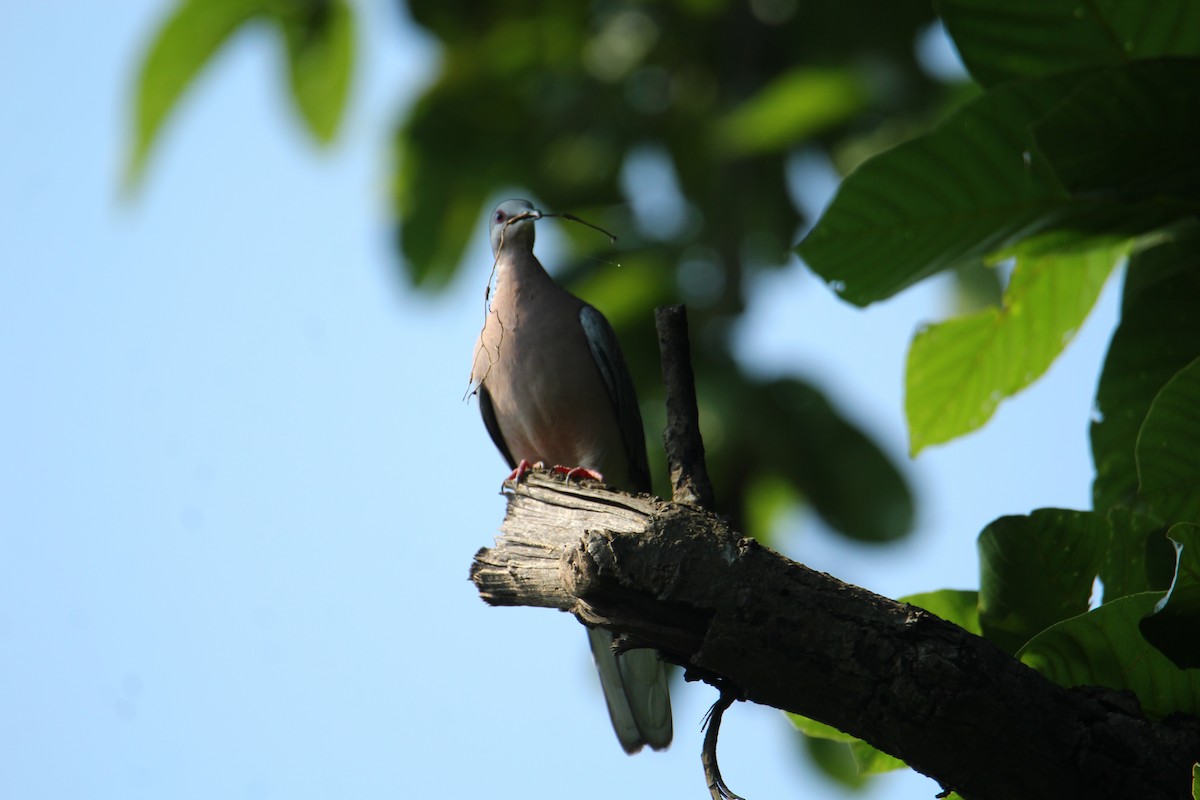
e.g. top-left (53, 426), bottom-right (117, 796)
top-left (0, 3), bottom-right (1120, 799)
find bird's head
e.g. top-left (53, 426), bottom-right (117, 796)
top-left (489, 199), bottom-right (539, 257)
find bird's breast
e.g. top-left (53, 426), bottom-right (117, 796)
top-left (473, 297), bottom-right (627, 483)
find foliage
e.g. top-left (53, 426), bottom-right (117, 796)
top-left (125, 0), bottom-right (353, 187)
top-left (129, 0), bottom-right (1200, 791)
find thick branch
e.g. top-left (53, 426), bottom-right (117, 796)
top-left (471, 473), bottom-right (1200, 800)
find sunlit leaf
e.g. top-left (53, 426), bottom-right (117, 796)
top-left (1091, 224), bottom-right (1200, 512)
top-left (788, 711), bottom-right (908, 777)
top-left (937, 0), bottom-right (1200, 87)
top-left (900, 589), bottom-right (981, 635)
top-left (1140, 524), bottom-right (1200, 669)
top-left (271, 0), bottom-right (355, 144)
top-left (1020, 592), bottom-right (1200, 719)
top-left (796, 72), bottom-right (1084, 306)
top-left (743, 474), bottom-right (800, 543)
top-left (786, 713), bottom-right (856, 742)
top-left (905, 234), bottom-right (1123, 453)
top-left (714, 67), bottom-right (869, 157)
top-left (126, 0), bottom-right (266, 187)
top-left (848, 740), bottom-right (907, 775)
top-left (978, 509), bottom-right (1108, 654)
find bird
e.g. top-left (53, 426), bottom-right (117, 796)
top-left (470, 198), bottom-right (673, 754)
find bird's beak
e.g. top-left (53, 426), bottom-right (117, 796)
top-left (506, 209), bottom-right (543, 227)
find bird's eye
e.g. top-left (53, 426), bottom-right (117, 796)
top-left (494, 210), bottom-right (506, 224)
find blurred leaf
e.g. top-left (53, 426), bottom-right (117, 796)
top-left (566, 250), bottom-right (677, 332)
top-left (1032, 59), bottom-right (1200, 209)
top-left (977, 509), bottom-right (1108, 654)
top-left (900, 589), bottom-right (981, 635)
top-left (271, 0), bottom-right (355, 144)
top-left (802, 736), bottom-right (869, 789)
top-left (1091, 224), bottom-right (1200, 512)
top-left (1193, 763), bottom-right (1199, 800)
top-left (905, 234), bottom-right (1123, 454)
top-left (126, 0), bottom-right (266, 187)
top-left (937, 0), bottom-right (1200, 87)
top-left (848, 740), bottom-right (906, 775)
top-left (1137, 357), bottom-right (1200, 524)
top-left (786, 713), bottom-right (856, 743)
top-left (948, 260), bottom-right (1003, 314)
top-left (735, 379), bottom-right (913, 542)
top-left (743, 474), bottom-right (800, 542)
top-left (1019, 592), bottom-right (1200, 719)
top-left (796, 72), bottom-right (1085, 306)
top-left (714, 67), bottom-right (869, 157)
top-left (1140, 524), bottom-right (1200, 668)
top-left (788, 711), bottom-right (908, 778)
top-left (1100, 509), bottom-right (1170, 603)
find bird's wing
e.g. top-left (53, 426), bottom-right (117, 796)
top-left (578, 304), bottom-right (652, 494)
top-left (579, 305), bottom-right (671, 751)
top-left (477, 385), bottom-right (516, 470)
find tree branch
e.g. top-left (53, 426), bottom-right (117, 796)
top-left (655, 304), bottom-right (714, 509)
top-left (470, 473), bottom-right (1200, 800)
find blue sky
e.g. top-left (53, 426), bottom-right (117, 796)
top-left (1, 3), bottom-right (1120, 798)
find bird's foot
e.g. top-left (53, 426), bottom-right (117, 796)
top-left (550, 464), bottom-right (605, 484)
top-left (505, 459), bottom-right (545, 484)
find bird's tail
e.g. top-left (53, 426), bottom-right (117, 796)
top-left (586, 627), bottom-right (673, 753)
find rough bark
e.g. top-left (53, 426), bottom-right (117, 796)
top-left (654, 304), bottom-right (714, 509)
top-left (470, 473), bottom-right (1200, 800)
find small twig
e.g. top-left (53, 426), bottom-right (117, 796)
top-left (546, 211), bottom-right (618, 243)
top-left (702, 684), bottom-right (746, 800)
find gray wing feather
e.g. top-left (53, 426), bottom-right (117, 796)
top-left (579, 305), bottom-right (672, 751)
top-left (587, 628), bottom-right (673, 753)
top-left (477, 386), bottom-right (516, 470)
top-left (578, 305), bottom-right (651, 493)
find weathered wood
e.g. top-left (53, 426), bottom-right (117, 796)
top-left (655, 304), bottom-right (714, 509)
top-left (470, 471), bottom-right (1200, 800)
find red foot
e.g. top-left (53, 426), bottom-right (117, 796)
top-left (551, 464), bottom-right (605, 484)
top-left (505, 459), bottom-right (545, 483)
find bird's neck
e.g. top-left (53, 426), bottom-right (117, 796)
top-left (492, 249), bottom-right (556, 310)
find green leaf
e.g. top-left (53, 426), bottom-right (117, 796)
top-left (1193, 762), bottom-right (1199, 800)
top-left (1137, 357), bottom-right (1200, 524)
top-left (978, 509), bottom-right (1108, 654)
top-left (126, 0), bottom-right (267, 187)
top-left (796, 72), bottom-right (1084, 306)
top-left (899, 589), bottom-right (981, 635)
top-left (787, 713), bottom-right (908, 778)
top-left (1019, 592), bottom-right (1200, 719)
top-left (1032, 59), bottom-right (1200, 210)
top-left (937, 0), bottom-right (1200, 87)
top-left (786, 713), bottom-right (856, 743)
top-left (743, 475), bottom-right (800, 543)
top-left (1100, 509), bottom-right (1170, 603)
top-left (714, 67), bottom-right (870, 157)
top-left (905, 233), bottom-right (1123, 453)
top-left (848, 740), bottom-right (907, 775)
top-left (1092, 225), bottom-right (1200, 511)
top-left (271, 0), bottom-right (355, 144)
top-left (1140, 524), bottom-right (1200, 668)
top-left (737, 379), bottom-right (913, 542)
top-left (801, 736), bottom-right (869, 789)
